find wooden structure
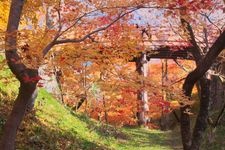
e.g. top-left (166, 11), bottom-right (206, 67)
top-left (146, 46), bottom-right (194, 60)
top-left (132, 46), bottom-right (194, 62)
top-left (133, 45), bottom-right (194, 127)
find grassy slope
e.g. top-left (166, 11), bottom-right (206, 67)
top-left (0, 87), bottom-right (181, 150)
top-left (0, 60), bottom-right (224, 150)
top-left (17, 89), bottom-right (180, 150)
top-left (0, 63), bottom-right (178, 149)
top-left (0, 55), bottom-right (179, 150)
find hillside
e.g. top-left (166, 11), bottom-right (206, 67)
top-left (0, 86), bottom-right (183, 150)
top-left (0, 58), bottom-right (224, 150)
top-left (0, 57), bottom-right (181, 150)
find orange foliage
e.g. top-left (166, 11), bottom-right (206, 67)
top-left (10, 0), bottom-right (217, 127)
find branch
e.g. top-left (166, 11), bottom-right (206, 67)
top-left (41, 4), bottom-right (184, 57)
top-left (203, 27), bottom-right (209, 53)
top-left (5, 0), bottom-right (38, 83)
top-left (183, 30), bottom-right (225, 95)
top-left (56, 5), bottom-right (146, 38)
top-left (55, 9), bottom-right (138, 44)
top-left (173, 59), bottom-right (189, 72)
top-left (180, 18), bottom-right (202, 61)
top-left (42, 7), bottom-right (106, 57)
top-left (56, 9), bottom-right (100, 38)
top-left (169, 77), bottom-right (186, 86)
top-left (200, 13), bottom-right (222, 34)
top-left (42, 8), bottom-right (138, 56)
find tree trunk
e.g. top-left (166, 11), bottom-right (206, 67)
top-left (180, 105), bottom-right (191, 150)
top-left (180, 77), bottom-right (210, 150)
top-left (102, 96), bottom-right (108, 124)
top-left (0, 82), bottom-right (37, 150)
top-left (135, 53), bottom-right (149, 126)
top-left (179, 16), bottom-right (225, 149)
top-left (209, 74), bottom-right (225, 111)
top-left (0, 0), bottom-right (40, 149)
top-left (190, 76), bottom-right (210, 150)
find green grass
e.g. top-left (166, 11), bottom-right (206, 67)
top-left (0, 57), bottom-right (179, 149)
top-left (0, 85), bottom-right (181, 149)
top-left (17, 89), bottom-right (180, 150)
top-left (0, 57), bottom-right (224, 149)
top-left (0, 58), bottom-right (18, 101)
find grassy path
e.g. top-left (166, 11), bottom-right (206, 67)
top-left (0, 66), bottom-right (223, 149)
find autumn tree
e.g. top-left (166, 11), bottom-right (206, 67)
top-left (137, 0), bottom-right (225, 149)
top-left (0, 0), bottom-right (152, 149)
top-left (1, 0), bottom-right (225, 149)
top-left (177, 2), bottom-right (225, 150)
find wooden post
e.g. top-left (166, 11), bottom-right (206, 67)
top-left (135, 53), bottom-right (149, 126)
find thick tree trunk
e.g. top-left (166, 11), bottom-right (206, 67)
top-left (0, 82), bottom-right (37, 150)
top-left (0, 0), bottom-right (40, 149)
top-left (190, 76), bottom-right (210, 150)
top-left (213, 102), bottom-right (225, 128)
top-left (135, 53), bottom-right (149, 126)
top-left (179, 17), bottom-right (225, 149)
top-left (180, 74), bottom-right (210, 150)
top-left (209, 74), bottom-right (225, 111)
top-left (180, 67), bottom-right (196, 150)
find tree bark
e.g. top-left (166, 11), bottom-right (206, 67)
top-left (180, 105), bottom-right (191, 150)
top-left (0, 81), bottom-right (37, 150)
top-left (0, 0), bottom-right (39, 149)
top-left (213, 102), bottom-right (225, 128)
top-left (190, 76), bottom-right (210, 150)
top-left (180, 17), bottom-right (225, 149)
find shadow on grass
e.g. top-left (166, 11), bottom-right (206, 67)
top-left (0, 109), bottom-right (109, 150)
top-left (22, 114), bottom-right (110, 150)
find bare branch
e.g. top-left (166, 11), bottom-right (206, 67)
top-left (200, 13), bottom-right (222, 34)
top-left (169, 77), bottom-right (186, 86)
top-left (180, 18), bottom-right (202, 61)
top-left (183, 29), bottom-right (225, 95)
top-left (173, 59), bottom-right (189, 72)
top-left (57, 9), bottom-right (100, 38)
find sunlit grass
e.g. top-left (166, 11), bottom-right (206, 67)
top-left (0, 59), bottom-right (224, 150)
